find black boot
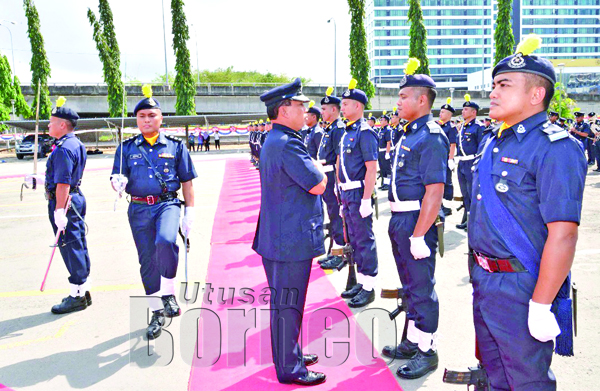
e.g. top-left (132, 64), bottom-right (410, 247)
top-left (396, 349), bottom-right (439, 379)
top-left (341, 283), bottom-right (363, 299)
top-left (456, 208), bottom-right (468, 230)
top-left (286, 371), bottom-right (327, 386)
top-left (441, 206), bottom-right (452, 217)
top-left (161, 295), bottom-right (181, 318)
top-left (147, 310), bottom-right (165, 340)
top-left (317, 254), bottom-right (334, 265)
top-left (348, 289), bottom-right (375, 308)
top-left (320, 256), bottom-right (344, 270)
top-left (51, 295), bottom-right (88, 314)
top-left (382, 339), bottom-right (419, 359)
top-left (303, 354), bottom-right (319, 366)
top-left (84, 291), bottom-right (92, 306)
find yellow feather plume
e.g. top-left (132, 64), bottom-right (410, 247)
top-left (348, 78), bottom-right (358, 90)
top-left (446, 97), bottom-right (452, 105)
top-left (516, 34), bottom-right (542, 56)
top-left (382, 110), bottom-right (387, 116)
top-left (142, 84), bottom-right (153, 98)
top-left (56, 96), bottom-right (67, 108)
top-left (464, 94), bottom-right (471, 102)
top-left (404, 58), bottom-right (420, 76)
top-left (308, 100), bottom-right (315, 109)
top-left (326, 86), bottom-right (334, 96)
top-left (393, 106), bottom-right (397, 113)
top-left (259, 119), bottom-right (264, 124)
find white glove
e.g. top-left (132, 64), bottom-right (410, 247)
top-left (385, 152), bottom-right (390, 160)
top-left (409, 236), bottom-right (431, 260)
top-left (110, 174), bottom-right (128, 193)
top-left (359, 198), bottom-right (373, 218)
top-left (54, 208), bottom-right (68, 232)
top-left (312, 159), bottom-right (325, 175)
top-left (25, 174), bottom-right (45, 188)
top-left (448, 158), bottom-right (456, 171)
top-left (528, 300), bottom-right (561, 342)
top-left (181, 206), bottom-right (195, 237)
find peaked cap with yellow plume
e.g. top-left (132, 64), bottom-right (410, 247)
top-left (462, 93), bottom-right (480, 111)
top-left (51, 96), bottom-right (80, 123)
top-left (399, 58), bottom-right (436, 90)
top-left (492, 33), bottom-right (555, 84)
top-left (341, 78), bottom-right (368, 105)
top-left (321, 85), bottom-right (342, 105)
top-left (440, 97), bottom-right (455, 113)
top-left (134, 84), bottom-right (161, 115)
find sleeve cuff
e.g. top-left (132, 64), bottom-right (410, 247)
top-left (540, 199), bottom-right (582, 225)
top-left (422, 170), bottom-right (446, 186)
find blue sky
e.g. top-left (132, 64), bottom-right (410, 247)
top-left (0, 0), bottom-right (352, 85)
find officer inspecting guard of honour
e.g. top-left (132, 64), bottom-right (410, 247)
top-left (23, 32), bottom-right (587, 390)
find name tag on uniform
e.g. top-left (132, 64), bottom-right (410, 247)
top-left (501, 157), bottom-right (519, 164)
top-left (401, 145), bottom-right (411, 152)
top-left (159, 153), bottom-right (174, 159)
top-left (129, 154), bottom-right (142, 160)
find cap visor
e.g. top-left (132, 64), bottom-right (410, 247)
top-left (291, 94), bottom-right (310, 103)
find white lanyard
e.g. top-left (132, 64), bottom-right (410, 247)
top-left (391, 133), bottom-right (406, 203)
top-left (339, 132), bottom-right (352, 183)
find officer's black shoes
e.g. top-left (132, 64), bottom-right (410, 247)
top-left (320, 256), bottom-right (344, 270)
top-left (147, 310), bottom-right (165, 340)
top-left (456, 222), bottom-right (467, 230)
top-left (441, 206), bottom-right (452, 217)
top-left (396, 349), bottom-right (439, 379)
top-left (161, 295), bottom-right (181, 318)
top-left (51, 295), bottom-right (88, 314)
top-left (380, 184), bottom-right (390, 191)
top-left (286, 371), bottom-right (327, 386)
top-left (382, 339), bottom-right (419, 360)
top-left (317, 254), bottom-right (333, 265)
top-left (303, 354), bottom-right (319, 366)
top-left (348, 289), bottom-right (375, 308)
top-left (84, 291), bottom-right (92, 306)
top-left (341, 283), bottom-right (363, 299)
top-left (594, 168), bottom-right (600, 172)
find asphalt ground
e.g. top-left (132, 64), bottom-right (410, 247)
top-left (0, 151), bottom-right (599, 390)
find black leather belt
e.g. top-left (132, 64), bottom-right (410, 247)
top-left (474, 251), bottom-right (527, 273)
top-left (131, 191), bottom-right (178, 205)
top-left (46, 187), bottom-right (80, 200)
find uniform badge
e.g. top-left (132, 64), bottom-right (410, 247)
top-left (350, 138), bottom-right (354, 141)
top-left (399, 76), bottom-right (407, 87)
top-left (148, 98), bottom-right (156, 106)
top-left (129, 153), bottom-right (142, 159)
top-left (495, 179), bottom-right (509, 193)
top-left (346, 149), bottom-right (351, 153)
top-left (398, 160), bottom-right (405, 168)
top-left (508, 53), bottom-right (526, 69)
top-left (51, 108), bottom-right (57, 114)
top-left (324, 96), bottom-right (330, 103)
top-left (158, 153), bottom-right (174, 158)
top-left (343, 90), bottom-right (351, 97)
top-left (516, 124), bottom-right (526, 134)
top-left (164, 168), bottom-right (169, 173)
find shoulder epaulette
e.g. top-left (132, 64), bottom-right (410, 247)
top-left (541, 122), bottom-right (569, 142)
top-left (360, 120), bottom-right (373, 131)
top-left (426, 120), bottom-right (442, 134)
top-left (55, 138), bottom-right (66, 147)
top-left (165, 134), bottom-right (183, 143)
top-left (123, 135), bottom-right (137, 143)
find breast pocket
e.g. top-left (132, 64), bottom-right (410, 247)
top-left (301, 215), bottom-right (324, 252)
top-left (158, 158), bottom-right (177, 181)
top-left (491, 164), bottom-right (528, 194)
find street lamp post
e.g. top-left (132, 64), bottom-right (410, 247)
top-left (190, 23), bottom-right (200, 85)
top-left (0, 21), bottom-right (17, 82)
top-left (557, 63), bottom-right (565, 87)
top-left (161, 0), bottom-right (169, 87)
top-left (10, 99), bottom-right (16, 148)
top-left (328, 18), bottom-right (337, 95)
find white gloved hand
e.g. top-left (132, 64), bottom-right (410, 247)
top-left (25, 174), bottom-right (45, 188)
top-left (528, 300), bottom-right (561, 342)
top-left (385, 152), bottom-right (391, 160)
top-left (312, 159), bottom-right (325, 175)
top-left (54, 208), bottom-right (68, 232)
top-left (409, 235), bottom-right (431, 260)
top-left (359, 198), bottom-right (373, 218)
top-left (181, 206), bottom-right (195, 237)
top-left (448, 158), bottom-right (456, 171)
top-left (110, 174), bottom-right (128, 193)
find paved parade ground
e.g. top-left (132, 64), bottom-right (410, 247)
top-left (0, 151), bottom-right (599, 390)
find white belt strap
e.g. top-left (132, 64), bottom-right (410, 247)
top-left (391, 134), bottom-right (406, 203)
top-left (389, 200), bottom-right (421, 212)
top-left (455, 155), bottom-right (475, 161)
top-left (322, 165), bottom-right (334, 173)
top-left (378, 148), bottom-right (387, 152)
top-left (339, 132), bottom-right (352, 184)
top-left (339, 180), bottom-right (363, 191)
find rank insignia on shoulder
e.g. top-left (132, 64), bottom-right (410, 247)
top-left (159, 153), bottom-right (174, 159)
top-left (401, 145), bottom-right (411, 152)
top-left (501, 157), bottom-right (519, 164)
top-left (129, 153), bottom-right (142, 159)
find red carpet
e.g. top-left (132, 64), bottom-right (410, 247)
top-left (188, 158), bottom-right (400, 390)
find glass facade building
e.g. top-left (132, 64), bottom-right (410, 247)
top-left (366, 0), bottom-right (600, 88)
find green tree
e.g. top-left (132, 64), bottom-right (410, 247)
top-left (23, 0), bottom-right (51, 119)
top-left (408, 0), bottom-right (429, 75)
top-left (87, 0), bottom-right (126, 117)
top-left (550, 82), bottom-right (580, 119)
top-left (348, 0), bottom-right (375, 108)
top-left (0, 54), bottom-right (31, 131)
top-left (171, 0), bottom-right (196, 116)
top-left (494, 0), bottom-right (516, 65)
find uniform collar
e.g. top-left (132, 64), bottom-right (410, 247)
top-left (492, 111), bottom-right (548, 142)
top-left (273, 123), bottom-right (302, 140)
top-left (134, 132), bottom-right (167, 146)
top-left (405, 114), bottom-right (433, 134)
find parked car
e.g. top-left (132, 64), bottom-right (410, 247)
top-left (16, 134), bottom-right (55, 159)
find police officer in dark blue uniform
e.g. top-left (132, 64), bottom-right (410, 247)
top-left (318, 88), bottom-right (347, 270)
top-left (469, 37), bottom-right (586, 390)
top-left (29, 97), bottom-right (92, 314)
top-left (455, 94), bottom-right (485, 230)
top-left (590, 113), bottom-right (600, 171)
top-left (390, 108), bottom-right (403, 147)
top-left (110, 85), bottom-right (197, 340)
top-left (438, 98), bottom-right (458, 216)
top-left (377, 111), bottom-right (392, 191)
top-left (337, 79), bottom-right (379, 308)
top-left (380, 58), bottom-right (449, 379)
top-left (570, 111), bottom-right (593, 163)
top-left (366, 112), bottom-right (376, 128)
top-left (548, 111), bottom-right (559, 125)
top-left (305, 102), bottom-right (323, 160)
top-left (252, 78), bottom-right (327, 386)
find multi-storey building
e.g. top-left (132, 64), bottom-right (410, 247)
top-left (366, 0), bottom-right (600, 90)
